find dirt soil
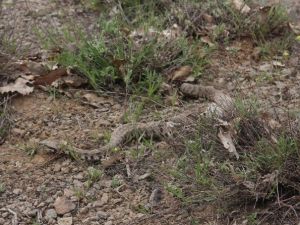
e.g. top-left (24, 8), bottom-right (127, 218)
top-left (0, 0), bottom-right (300, 225)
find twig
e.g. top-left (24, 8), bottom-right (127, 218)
top-left (125, 157), bottom-right (131, 178)
top-left (7, 208), bottom-right (18, 225)
top-left (0, 208), bottom-right (18, 225)
top-left (113, 184), bottom-right (129, 201)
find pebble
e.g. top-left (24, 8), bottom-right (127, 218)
top-left (13, 189), bottom-right (22, 195)
top-left (54, 196), bottom-right (76, 215)
top-left (104, 221), bottom-right (113, 225)
top-left (45, 197), bottom-right (54, 204)
top-left (26, 209), bottom-right (38, 217)
top-left (45, 209), bottom-right (57, 219)
top-left (96, 211), bottom-right (108, 219)
top-left (61, 167), bottom-right (71, 174)
top-left (73, 180), bottom-right (84, 188)
top-left (53, 163), bottom-right (62, 172)
top-left (93, 193), bottom-right (109, 207)
top-left (79, 206), bottom-right (89, 215)
top-left (73, 173), bottom-right (84, 180)
top-left (63, 189), bottom-right (75, 198)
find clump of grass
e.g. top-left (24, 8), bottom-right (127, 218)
top-left (0, 97), bottom-right (10, 144)
top-left (166, 183), bottom-right (185, 201)
top-left (60, 142), bottom-right (80, 160)
top-left (252, 135), bottom-right (298, 173)
top-left (37, 1), bottom-right (209, 96)
top-left (111, 175), bottom-right (122, 188)
top-left (0, 182), bottom-right (5, 194)
top-left (252, 5), bottom-right (289, 41)
top-left (21, 141), bottom-right (39, 157)
top-left (73, 187), bottom-right (86, 200)
top-left (86, 167), bottom-right (103, 188)
top-left (165, 98), bottom-right (300, 222)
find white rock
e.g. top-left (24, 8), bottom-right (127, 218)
top-left (57, 217), bottom-right (73, 225)
top-left (104, 221), bottom-right (113, 225)
top-left (45, 209), bottom-right (57, 219)
top-left (96, 211), bottom-right (108, 219)
top-left (13, 189), bottom-right (22, 195)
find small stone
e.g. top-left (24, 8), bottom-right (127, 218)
top-left (53, 163), bottom-right (61, 172)
top-left (79, 206), bottom-right (89, 215)
top-left (104, 221), bottom-right (113, 225)
top-left (45, 209), bottom-right (57, 219)
top-left (73, 180), bottom-right (83, 188)
top-left (12, 128), bottom-right (25, 136)
top-left (54, 196), bottom-right (76, 215)
top-left (0, 218), bottom-right (5, 224)
top-left (45, 197), bottom-right (54, 204)
top-left (100, 180), bottom-right (112, 188)
top-left (73, 173), bottom-right (84, 180)
top-left (96, 211), bottom-right (108, 219)
top-left (149, 188), bottom-right (163, 207)
top-left (13, 189), bottom-right (22, 195)
top-left (57, 217), bottom-right (73, 225)
top-left (26, 209), bottom-right (38, 217)
top-left (258, 63), bottom-right (272, 72)
top-left (61, 167), bottom-right (71, 173)
top-left (62, 160), bottom-right (71, 167)
top-left (63, 189), bottom-right (74, 198)
top-left (93, 193), bottom-right (109, 207)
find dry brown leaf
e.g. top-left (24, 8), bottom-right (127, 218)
top-left (161, 24), bottom-right (182, 40)
top-left (33, 68), bottom-right (68, 86)
top-left (82, 93), bottom-right (113, 108)
top-left (171, 65), bottom-right (192, 81)
top-left (289, 22), bottom-right (300, 35)
top-left (200, 36), bottom-right (215, 47)
top-left (202, 13), bottom-right (214, 24)
top-left (62, 74), bottom-right (87, 88)
top-left (218, 127), bottom-right (239, 159)
top-left (272, 60), bottom-right (285, 68)
top-left (101, 155), bottom-right (123, 169)
top-left (230, 0), bottom-right (251, 14)
top-left (19, 60), bottom-right (49, 76)
top-left (0, 77), bottom-right (34, 95)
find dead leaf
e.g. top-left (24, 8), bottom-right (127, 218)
top-left (0, 77), bottom-right (34, 95)
top-left (201, 36), bottom-right (215, 47)
top-left (148, 188), bottom-right (163, 207)
top-left (39, 139), bottom-right (67, 152)
top-left (202, 13), bottom-right (214, 24)
top-left (62, 74), bottom-right (87, 88)
top-left (101, 155), bottom-right (123, 169)
top-left (19, 60), bottom-right (49, 76)
top-left (230, 0), bottom-right (251, 14)
top-left (272, 60), bottom-right (285, 68)
top-left (54, 196), bottom-right (76, 215)
top-left (251, 47), bottom-right (262, 62)
top-left (218, 127), bottom-right (239, 159)
top-left (289, 22), bottom-right (300, 35)
top-left (161, 24), bottom-right (182, 40)
top-left (82, 93), bottom-right (113, 108)
top-left (171, 65), bottom-right (193, 81)
top-left (33, 68), bottom-right (68, 86)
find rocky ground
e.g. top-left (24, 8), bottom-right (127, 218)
top-left (0, 0), bottom-right (300, 225)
